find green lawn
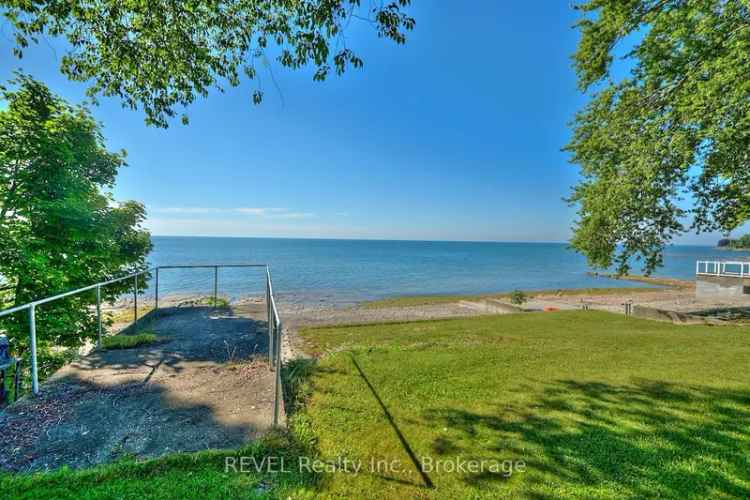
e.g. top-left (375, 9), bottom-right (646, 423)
top-left (296, 311), bottom-right (750, 498)
top-left (0, 432), bottom-right (316, 499)
top-left (4, 311), bottom-right (749, 498)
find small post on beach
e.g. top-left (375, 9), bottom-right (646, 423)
top-left (29, 305), bottom-right (39, 395)
top-left (96, 285), bottom-right (102, 348)
top-left (133, 274), bottom-right (138, 332)
top-left (213, 266), bottom-right (218, 308)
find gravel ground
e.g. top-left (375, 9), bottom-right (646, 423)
top-left (0, 303), bottom-right (277, 472)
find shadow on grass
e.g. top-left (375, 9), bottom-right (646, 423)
top-left (281, 356), bottom-right (435, 492)
top-left (424, 379), bottom-right (750, 497)
top-left (350, 354), bottom-right (434, 488)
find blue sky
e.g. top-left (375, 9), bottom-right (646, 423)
top-left (0, 2), bottom-right (738, 243)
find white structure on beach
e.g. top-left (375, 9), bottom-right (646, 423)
top-left (695, 260), bottom-right (750, 300)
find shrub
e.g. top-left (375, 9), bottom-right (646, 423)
top-left (510, 289), bottom-right (527, 305)
top-left (102, 332), bottom-right (158, 350)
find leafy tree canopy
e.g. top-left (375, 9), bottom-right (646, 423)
top-left (566, 0), bottom-right (750, 274)
top-left (2, 0), bottom-right (415, 127)
top-left (725, 233), bottom-right (750, 249)
top-left (0, 74), bottom-right (152, 372)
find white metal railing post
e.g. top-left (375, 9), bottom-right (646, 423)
top-left (267, 274), bottom-right (270, 338)
top-left (267, 272), bottom-right (274, 369)
top-left (273, 319), bottom-right (282, 426)
top-left (270, 307), bottom-right (275, 369)
top-left (266, 270), bottom-right (271, 332)
top-left (29, 305), bottom-right (39, 395)
top-left (96, 285), bottom-right (102, 348)
top-left (695, 260), bottom-right (750, 277)
top-left (133, 274), bottom-right (138, 332)
top-left (155, 267), bottom-right (159, 310)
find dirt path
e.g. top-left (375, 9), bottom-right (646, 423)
top-left (0, 304), bottom-right (276, 472)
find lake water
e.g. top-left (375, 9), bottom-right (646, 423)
top-left (144, 237), bottom-right (750, 306)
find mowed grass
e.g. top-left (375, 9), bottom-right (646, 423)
top-left (297, 311), bottom-right (750, 498)
top-left (0, 432), bottom-right (316, 499)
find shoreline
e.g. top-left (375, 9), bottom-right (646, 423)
top-left (120, 274), bottom-right (690, 309)
top-left (104, 273), bottom-right (750, 329)
top-left (344, 274), bottom-right (693, 310)
top-left (104, 273), bottom-right (692, 313)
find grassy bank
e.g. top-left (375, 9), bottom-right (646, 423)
top-left (360, 274), bottom-right (693, 309)
top-left (360, 285), bottom-right (667, 309)
top-left (101, 331), bottom-right (159, 350)
top-left (297, 311), bottom-right (750, 498)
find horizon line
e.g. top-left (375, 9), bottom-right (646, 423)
top-left (147, 234), bottom-right (720, 247)
top-left (149, 234), bottom-right (569, 244)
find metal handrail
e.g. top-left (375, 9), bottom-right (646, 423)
top-left (265, 266), bottom-right (283, 426)
top-left (157, 264), bottom-right (268, 269)
top-left (696, 260), bottom-right (750, 278)
top-left (0, 267), bottom-right (156, 317)
top-left (0, 267), bottom-right (156, 394)
top-left (0, 264), bottom-right (284, 427)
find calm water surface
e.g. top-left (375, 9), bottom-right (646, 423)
top-left (146, 237), bottom-right (750, 306)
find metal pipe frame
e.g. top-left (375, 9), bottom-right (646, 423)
top-left (0, 268), bottom-right (155, 318)
top-left (0, 262), bottom-right (284, 422)
top-left (133, 274), bottom-right (139, 332)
